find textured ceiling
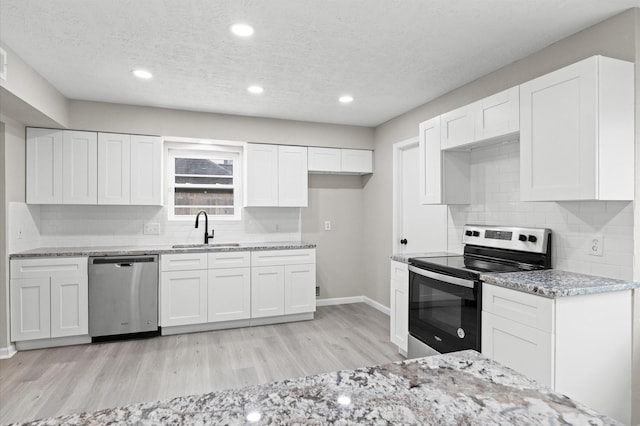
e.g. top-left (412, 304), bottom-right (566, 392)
top-left (1, 0), bottom-right (638, 127)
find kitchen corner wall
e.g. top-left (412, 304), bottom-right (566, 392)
top-left (447, 142), bottom-right (634, 280)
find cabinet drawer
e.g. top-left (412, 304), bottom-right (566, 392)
top-left (161, 253), bottom-right (208, 271)
top-left (251, 249), bottom-right (315, 267)
top-left (483, 283), bottom-right (554, 333)
top-left (11, 257), bottom-right (87, 279)
top-left (208, 251), bottom-right (251, 269)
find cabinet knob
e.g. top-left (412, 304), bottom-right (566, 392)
top-left (472, 231), bottom-right (480, 237)
top-left (400, 238), bottom-right (408, 245)
top-left (465, 230), bottom-right (473, 236)
top-left (518, 234), bottom-right (527, 242)
top-left (528, 235), bottom-right (538, 243)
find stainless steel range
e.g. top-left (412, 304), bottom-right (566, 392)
top-left (407, 224), bottom-right (551, 358)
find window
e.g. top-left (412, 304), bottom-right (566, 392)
top-left (167, 145), bottom-right (242, 220)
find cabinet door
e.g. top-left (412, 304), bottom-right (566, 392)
top-left (245, 144), bottom-right (279, 207)
top-left (475, 87), bottom-right (519, 141)
top-left (520, 58), bottom-right (597, 201)
top-left (50, 273), bottom-right (88, 337)
top-left (389, 261), bottom-right (408, 352)
top-left (130, 135), bottom-right (162, 205)
top-left (98, 133), bottom-right (131, 204)
top-left (278, 145), bottom-right (308, 207)
top-left (160, 270), bottom-right (208, 326)
top-left (440, 104), bottom-right (475, 149)
top-left (482, 311), bottom-right (554, 387)
top-left (284, 264), bottom-right (316, 315)
top-left (418, 117), bottom-right (442, 204)
top-left (62, 130), bottom-right (98, 204)
top-left (341, 149), bottom-right (373, 174)
top-left (10, 277), bottom-right (51, 341)
top-left (208, 267), bottom-right (251, 322)
top-left (26, 128), bottom-right (63, 204)
top-left (308, 147), bottom-right (341, 172)
top-left (251, 266), bottom-right (285, 318)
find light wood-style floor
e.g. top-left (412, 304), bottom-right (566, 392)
top-left (0, 303), bottom-right (403, 424)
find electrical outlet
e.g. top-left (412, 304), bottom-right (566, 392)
top-left (143, 223), bottom-right (160, 235)
top-left (18, 228), bottom-right (23, 239)
top-left (324, 221), bottom-right (331, 231)
top-left (589, 235), bottom-right (604, 257)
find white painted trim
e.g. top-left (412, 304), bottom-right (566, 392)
top-left (392, 136), bottom-right (420, 255)
top-left (316, 296), bottom-right (364, 306)
top-left (0, 344), bottom-right (16, 359)
top-left (316, 296), bottom-right (390, 316)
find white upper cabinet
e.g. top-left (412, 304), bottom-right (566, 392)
top-left (98, 133), bottom-right (131, 204)
top-left (307, 147), bottom-right (341, 172)
top-left (520, 56), bottom-right (634, 201)
top-left (418, 117), bottom-right (442, 204)
top-left (28, 128), bottom-right (162, 205)
top-left (308, 147), bottom-right (373, 175)
top-left (130, 135), bottom-right (163, 205)
top-left (440, 104), bottom-right (475, 150)
top-left (341, 149), bottom-right (373, 174)
top-left (245, 143), bottom-right (308, 207)
top-left (62, 131), bottom-right (98, 204)
top-left (26, 128), bottom-right (63, 204)
top-left (245, 143), bottom-right (279, 207)
top-left (278, 145), bottom-right (308, 207)
top-left (475, 87), bottom-right (519, 141)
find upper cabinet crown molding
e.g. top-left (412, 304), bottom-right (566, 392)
top-left (308, 147), bottom-right (373, 175)
top-left (520, 55), bottom-right (634, 201)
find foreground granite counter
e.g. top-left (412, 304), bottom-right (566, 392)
top-left (19, 350), bottom-right (618, 425)
top-left (9, 241), bottom-right (316, 259)
top-left (481, 269), bottom-right (640, 298)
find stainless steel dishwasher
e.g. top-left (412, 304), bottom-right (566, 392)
top-left (89, 255), bottom-right (159, 341)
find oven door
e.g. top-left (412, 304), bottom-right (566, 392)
top-left (408, 265), bottom-right (481, 354)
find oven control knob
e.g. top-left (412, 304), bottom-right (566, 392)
top-left (465, 230), bottom-right (473, 236)
top-left (457, 328), bottom-right (465, 339)
top-left (528, 235), bottom-right (538, 243)
top-left (518, 234), bottom-right (527, 241)
top-left (472, 231), bottom-right (480, 237)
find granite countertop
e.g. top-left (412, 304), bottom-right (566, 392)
top-left (19, 350), bottom-right (618, 425)
top-left (9, 241), bottom-right (316, 259)
top-left (481, 269), bottom-right (640, 298)
top-left (390, 251), bottom-right (460, 264)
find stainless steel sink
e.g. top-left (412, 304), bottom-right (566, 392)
top-left (172, 243), bottom-right (241, 249)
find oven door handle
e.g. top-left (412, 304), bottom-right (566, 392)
top-left (408, 265), bottom-right (475, 289)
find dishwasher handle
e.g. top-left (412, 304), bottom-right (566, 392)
top-left (90, 256), bottom-right (158, 265)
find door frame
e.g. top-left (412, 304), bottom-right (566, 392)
top-left (392, 136), bottom-right (420, 254)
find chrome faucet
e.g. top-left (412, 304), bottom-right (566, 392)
top-left (194, 210), bottom-right (214, 244)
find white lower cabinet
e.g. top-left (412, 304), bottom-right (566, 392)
top-left (160, 269), bottom-right (208, 327)
top-left (251, 249), bottom-right (316, 319)
top-left (482, 283), bottom-right (632, 424)
top-left (389, 260), bottom-right (409, 353)
top-left (10, 257), bottom-right (88, 341)
top-left (208, 252), bottom-right (251, 322)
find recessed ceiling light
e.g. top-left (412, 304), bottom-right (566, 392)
top-left (339, 95), bottom-right (353, 103)
top-left (231, 23), bottom-right (254, 37)
top-left (132, 69), bottom-right (153, 79)
top-left (247, 85), bottom-right (264, 94)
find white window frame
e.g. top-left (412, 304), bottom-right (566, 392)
top-left (165, 141), bottom-right (244, 221)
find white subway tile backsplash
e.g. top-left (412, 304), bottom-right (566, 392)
top-left (447, 142), bottom-right (634, 281)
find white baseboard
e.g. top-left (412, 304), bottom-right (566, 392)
top-left (316, 296), bottom-right (390, 316)
top-left (0, 344), bottom-right (17, 359)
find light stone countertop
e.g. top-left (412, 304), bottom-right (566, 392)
top-left (481, 269), bottom-right (640, 298)
top-left (390, 251), bottom-right (460, 264)
top-left (9, 241), bottom-right (316, 259)
top-left (20, 350), bottom-right (619, 425)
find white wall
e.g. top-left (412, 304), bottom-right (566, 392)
top-left (447, 142), bottom-right (634, 280)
